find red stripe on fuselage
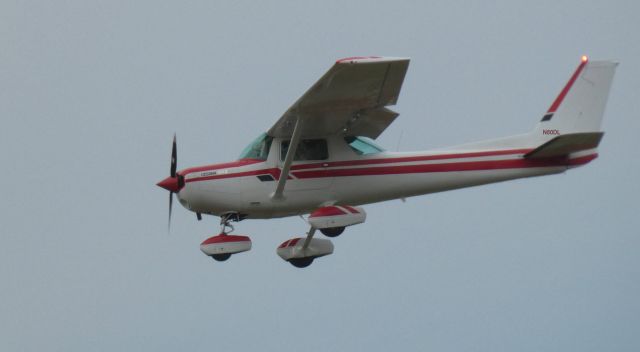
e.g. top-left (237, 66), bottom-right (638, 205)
top-left (179, 159), bottom-right (263, 176)
top-left (184, 149), bottom-right (532, 182)
top-left (185, 149), bottom-right (532, 177)
top-left (290, 149), bottom-right (533, 171)
top-left (185, 167), bottom-right (283, 183)
top-left (184, 151), bottom-right (597, 183)
top-left (291, 157), bottom-right (576, 179)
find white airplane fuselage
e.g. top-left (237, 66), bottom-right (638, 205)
top-left (175, 134), bottom-right (595, 219)
top-left (156, 56), bottom-right (616, 267)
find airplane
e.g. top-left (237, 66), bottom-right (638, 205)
top-left (157, 55), bottom-right (618, 268)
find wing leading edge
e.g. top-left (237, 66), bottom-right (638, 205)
top-left (267, 56), bottom-right (410, 139)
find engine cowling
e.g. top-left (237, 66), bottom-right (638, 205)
top-left (308, 205), bottom-right (366, 229)
top-left (277, 237), bottom-right (334, 265)
top-left (200, 234), bottom-right (252, 260)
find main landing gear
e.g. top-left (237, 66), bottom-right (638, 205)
top-left (200, 206), bottom-right (366, 268)
top-left (276, 227), bottom-right (334, 268)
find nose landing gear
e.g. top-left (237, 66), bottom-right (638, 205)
top-left (219, 213), bottom-right (236, 236)
top-left (199, 213), bottom-right (252, 261)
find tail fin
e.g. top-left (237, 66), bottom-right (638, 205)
top-left (532, 56), bottom-right (618, 141)
top-left (434, 57), bottom-right (617, 158)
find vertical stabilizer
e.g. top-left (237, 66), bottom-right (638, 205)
top-left (532, 56), bottom-right (618, 142)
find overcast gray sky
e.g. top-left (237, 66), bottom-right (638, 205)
top-left (2, 1), bottom-right (639, 351)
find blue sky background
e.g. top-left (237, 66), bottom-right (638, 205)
top-left (1, 1), bottom-right (639, 351)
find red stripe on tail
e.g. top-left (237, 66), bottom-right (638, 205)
top-left (547, 57), bottom-right (588, 113)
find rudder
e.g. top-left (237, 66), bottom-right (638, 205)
top-left (532, 56), bottom-right (618, 142)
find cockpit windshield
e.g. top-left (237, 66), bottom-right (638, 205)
top-left (344, 136), bottom-right (385, 155)
top-left (238, 133), bottom-right (273, 160)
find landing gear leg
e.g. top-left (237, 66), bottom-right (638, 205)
top-left (288, 226), bottom-right (317, 268)
top-left (301, 226), bottom-right (316, 250)
top-left (219, 212), bottom-right (239, 235)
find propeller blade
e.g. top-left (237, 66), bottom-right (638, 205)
top-left (170, 133), bottom-right (177, 178)
top-left (168, 192), bottom-right (174, 231)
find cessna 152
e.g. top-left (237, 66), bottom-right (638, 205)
top-left (157, 56), bottom-right (617, 268)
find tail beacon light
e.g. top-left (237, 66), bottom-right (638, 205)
top-left (200, 234), bottom-right (252, 261)
top-left (308, 206), bottom-right (366, 229)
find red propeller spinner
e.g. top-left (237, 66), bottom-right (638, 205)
top-left (157, 175), bottom-right (182, 193)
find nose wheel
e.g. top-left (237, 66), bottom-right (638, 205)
top-left (200, 213), bottom-right (252, 261)
top-left (208, 214), bottom-right (237, 262)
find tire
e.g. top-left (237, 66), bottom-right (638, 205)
top-left (289, 257), bottom-right (314, 268)
top-left (320, 226), bottom-right (345, 237)
top-left (211, 253), bottom-right (232, 262)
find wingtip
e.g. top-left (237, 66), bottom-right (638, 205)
top-left (335, 56), bottom-right (410, 64)
top-left (335, 56), bottom-right (382, 64)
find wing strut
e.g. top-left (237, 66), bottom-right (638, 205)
top-left (272, 116), bottom-right (304, 199)
top-left (301, 226), bottom-right (316, 250)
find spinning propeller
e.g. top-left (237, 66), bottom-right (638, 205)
top-left (157, 134), bottom-right (185, 229)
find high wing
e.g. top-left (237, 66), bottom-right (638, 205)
top-left (269, 56), bottom-right (410, 199)
top-left (267, 56), bottom-right (410, 140)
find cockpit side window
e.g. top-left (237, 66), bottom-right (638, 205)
top-left (238, 133), bottom-right (273, 160)
top-left (344, 136), bottom-right (385, 155)
top-left (280, 139), bottom-right (328, 161)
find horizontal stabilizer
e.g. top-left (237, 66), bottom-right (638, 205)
top-left (524, 132), bottom-right (604, 159)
